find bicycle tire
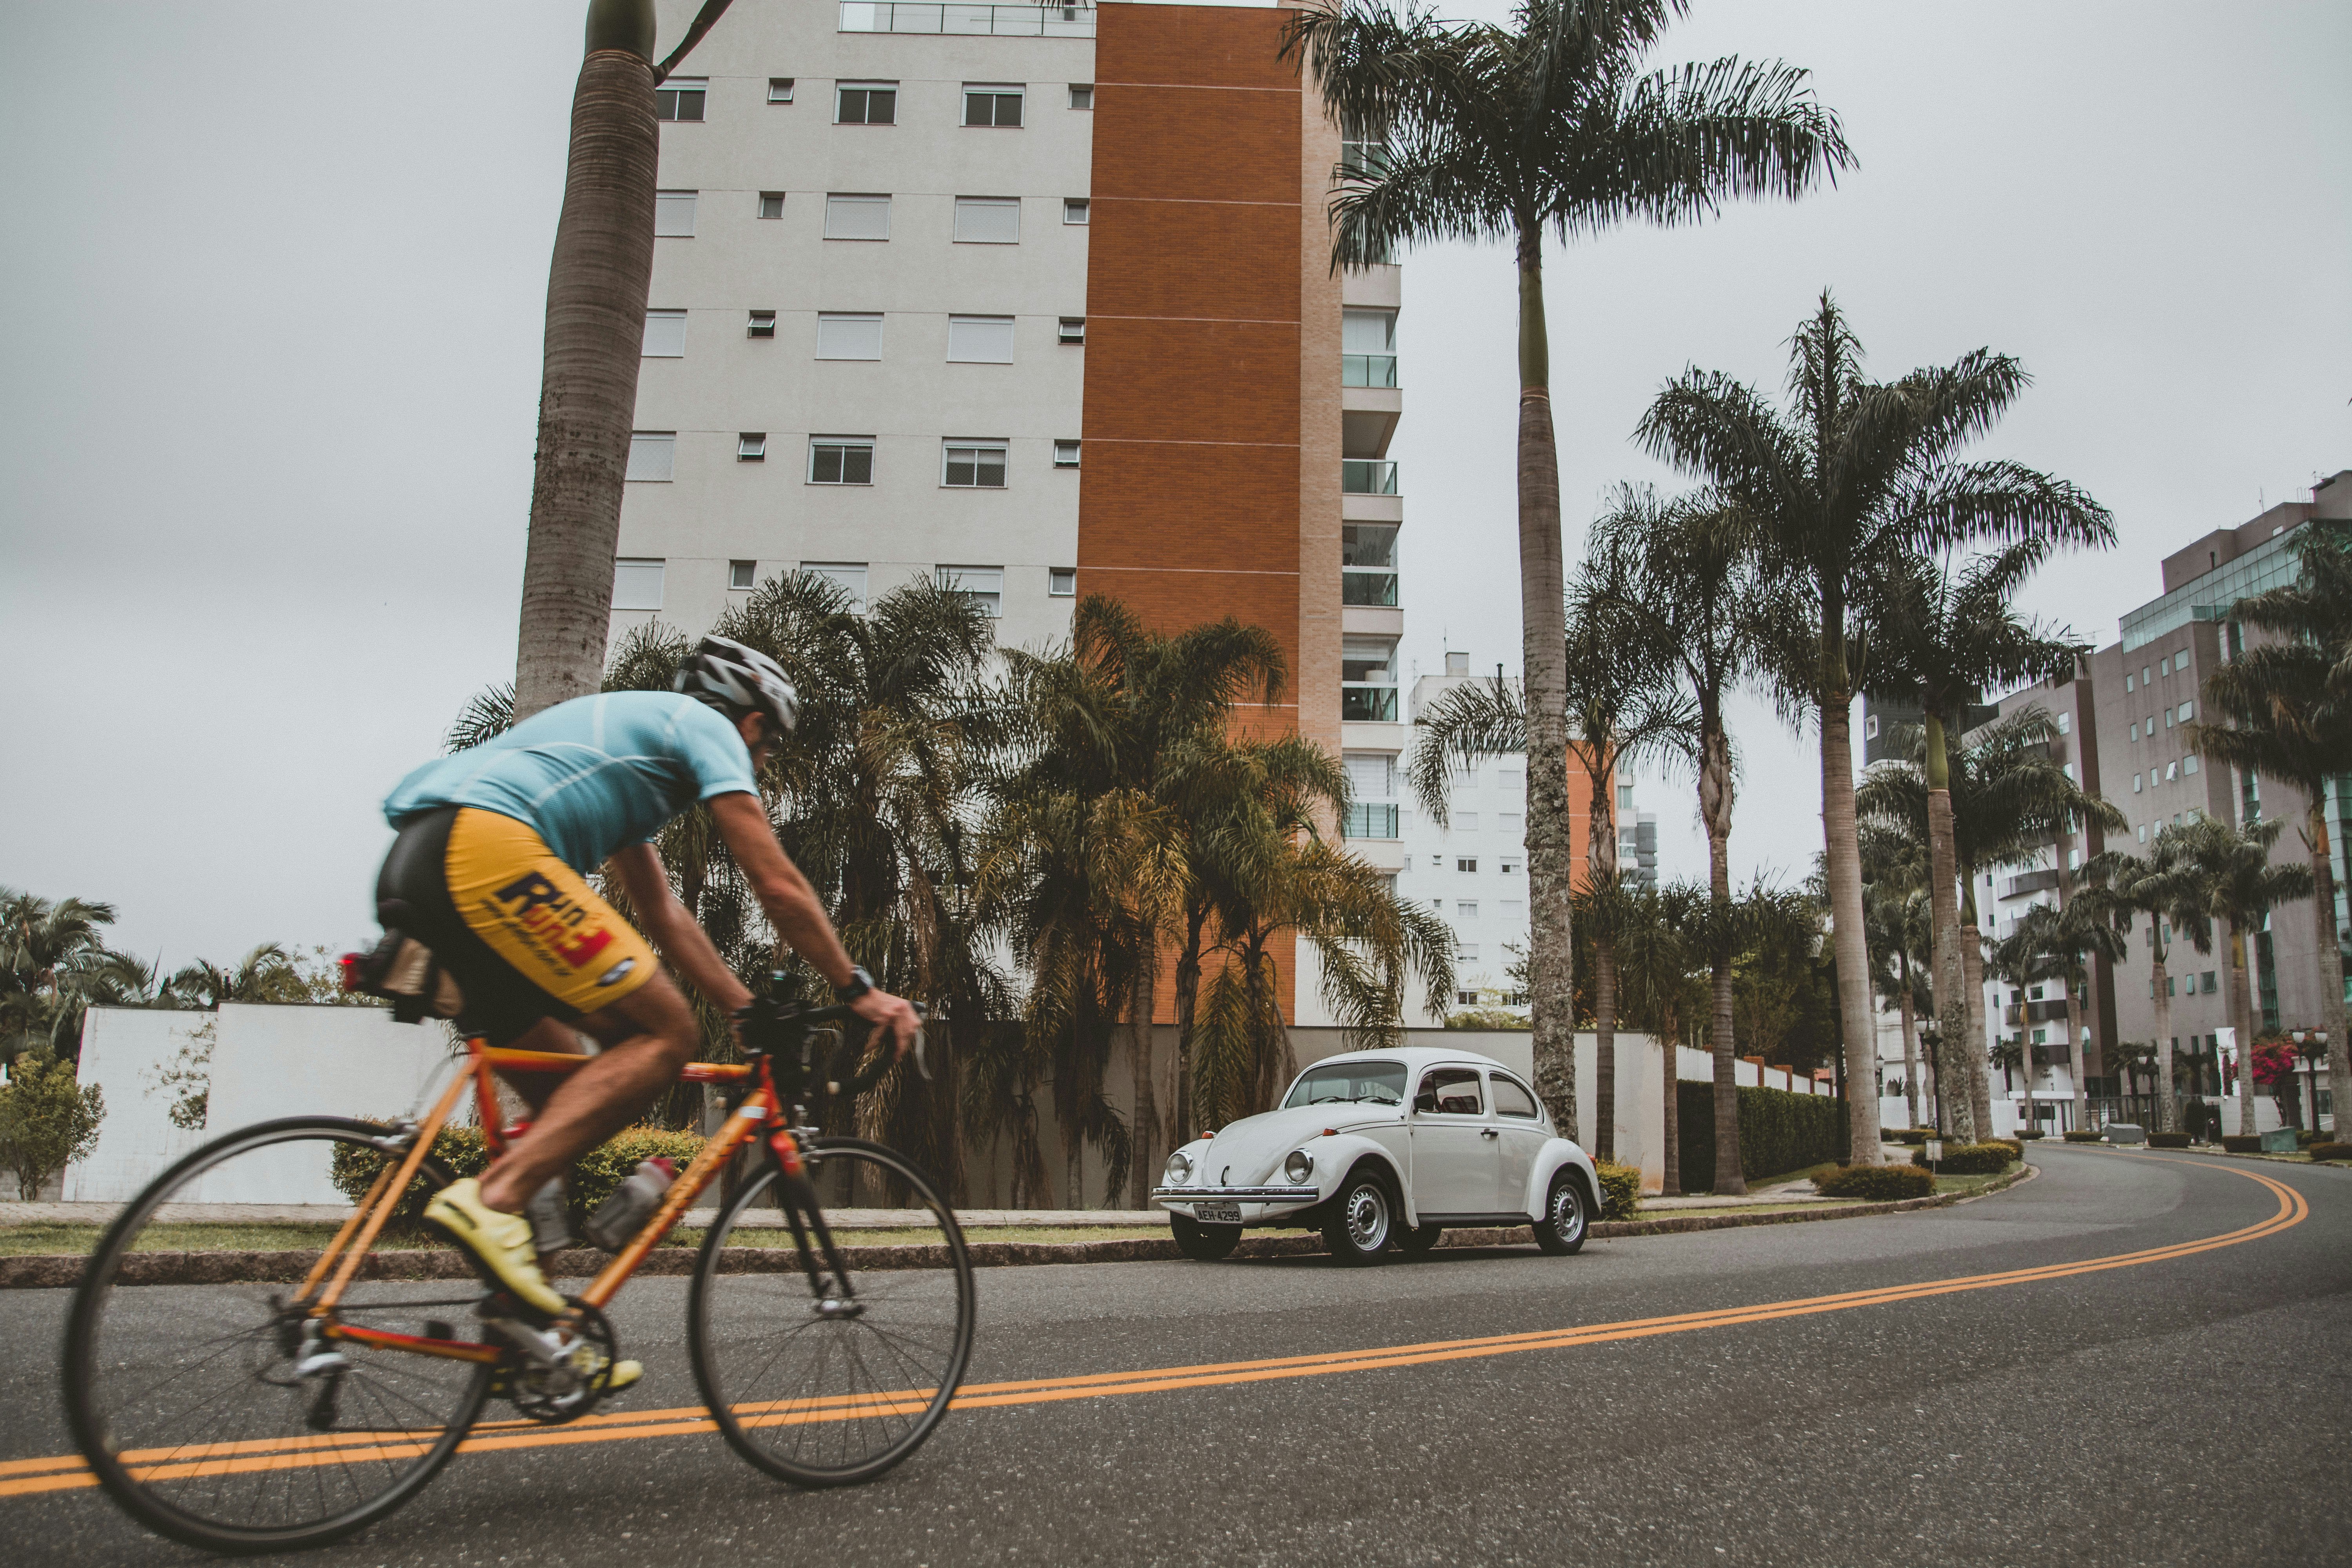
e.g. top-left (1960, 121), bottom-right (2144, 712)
top-left (688, 1137), bottom-right (975, 1487)
top-left (63, 1116), bottom-right (493, 1554)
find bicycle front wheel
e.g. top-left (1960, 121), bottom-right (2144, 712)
top-left (689, 1137), bottom-right (975, 1487)
top-left (63, 1116), bottom-right (493, 1554)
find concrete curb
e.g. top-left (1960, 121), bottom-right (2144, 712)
top-left (0, 1165), bottom-right (2035, 1289)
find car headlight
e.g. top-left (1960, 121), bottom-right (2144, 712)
top-left (1283, 1150), bottom-right (1314, 1185)
top-left (1164, 1152), bottom-right (1193, 1186)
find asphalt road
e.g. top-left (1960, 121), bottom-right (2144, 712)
top-left (4, 1146), bottom-right (2348, 1568)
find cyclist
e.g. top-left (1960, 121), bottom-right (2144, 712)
top-left (374, 637), bottom-right (920, 1341)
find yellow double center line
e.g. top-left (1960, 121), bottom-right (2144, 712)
top-left (1, 1156), bottom-right (2308, 1501)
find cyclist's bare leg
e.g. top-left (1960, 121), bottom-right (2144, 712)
top-left (475, 972), bottom-right (699, 1216)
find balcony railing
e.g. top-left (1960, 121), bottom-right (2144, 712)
top-left (1342, 685), bottom-right (1398, 722)
top-left (2002, 868), bottom-right (2062, 900)
top-left (1342, 569), bottom-right (1399, 607)
top-left (1342, 459), bottom-right (1398, 495)
top-left (840, 2), bottom-right (1096, 36)
top-left (1341, 354), bottom-right (1398, 388)
top-left (2004, 999), bottom-right (2071, 1027)
top-left (1342, 802), bottom-right (1400, 840)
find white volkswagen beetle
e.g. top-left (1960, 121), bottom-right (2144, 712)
top-left (1149, 1047), bottom-right (1600, 1264)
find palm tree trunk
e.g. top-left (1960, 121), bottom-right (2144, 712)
top-left (1922, 716), bottom-right (1977, 1144)
top-left (2229, 923), bottom-right (2258, 1136)
top-left (1512, 225), bottom-right (1577, 1142)
top-left (1817, 618), bottom-right (1883, 1163)
top-left (1660, 1026), bottom-right (1682, 1198)
top-left (1959, 915), bottom-right (1995, 1136)
top-left (513, 34), bottom-right (661, 721)
top-left (1594, 941), bottom-right (1619, 1160)
top-left (1127, 955), bottom-right (1159, 1210)
top-left (1701, 717), bottom-right (1743, 1194)
top-left (2150, 943), bottom-right (2174, 1134)
top-left (2308, 802), bottom-right (2350, 1144)
top-left (1172, 916), bottom-right (1206, 1139)
top-left (1897, 951), bottom-right (1920, 1130)
top-left (2067, 973), bottom-right (2089, 1134)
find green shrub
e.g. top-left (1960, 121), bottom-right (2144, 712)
top-left (2309, 1142), bottom-right (2352, 1163)
top-left (0, 1051), bottom-right (106, 1201)
top-left (2220, 1134), bottom-right (2264, 1154)
top-left (1813, 1163), bottom-right (1936, 1201)
top-left (329, 1122), bottom-right (702, 1228)
top-left (2062, 1130), bottom-right (2102, 1143)
top-left (2295, 1129), bottom-right (2319, 1148)
top-left (1590, 1160), bottom-right (1641, 1222)
top-left (1985, 1138), bottom-right (2023, 1161)
top-left (2147, 1131), bottom-right (2192, 1149)
top-left (1909, 1142), bottom-right (2010, 1176)
top-left (1675, 1082), bottom-right (1850, 1191)
top-left (1884, 1127), bottom-right (1929, 1146)
top-left (2015, 1128), bottom-right (2045, 1140)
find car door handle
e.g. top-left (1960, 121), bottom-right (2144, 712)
top-left (1481, 1128), bottom-right (1499, 1140)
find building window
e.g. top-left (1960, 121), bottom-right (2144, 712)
top-left (2133, 773), bottom-right (2143, 793)
top-left (625, 432), bottom-right (675, 481)
top-left (1062, 198), bottom-right (1089, 224)
top-left (758, 191), bottom-right (785, 219)
top-left (2126, 671), bottom-right (2135, 692)
top-left (641, 309), bottom-right (686, 357)
top-left (747, 310), bottom-right (776, 339)
top-left (801, 561), bottom-right (867, 612)
top-left (2165, 709), bottom-right (2174, 730)
top-left (1068, 83), bottom-right (1093, 109)
top-left (729, 560), bottom-right (757, 590)
top-left (768, 77), bottom-right (795, 103)
top-left (837, 82), bottom-right (897, 124)
top-left (1341, 638), bottom-right (1397, 721)
top-left (1341, 523), bottom-right (1398, 606)
top-left (612, 558), bottom-right (665, 611)
top-left (963, 83), bottom-right (1023, 126)
top-left (2179, 700), bottom-right (2195, 722)
top-left (1457, 858), bottom-right (1478, 873)
top-left (653, 190), bottom-right (697, 236)
top-left (1457, 944), bottom-right (1479, 962)
top-left (1457, 901), bottom-right (1479, 920)
top-left (655, 78), bottom-right (706, 121)
top-left (1053, 440), bottom-right (1080, 467)
top-left (1341, 309), bottom-right (1397, 388)
top-left (937, 564), bottom-right (1004, 617)
top-left (737, 432), bottom-right (766, 461)
top-left (1500, 812), bottom-right (1523, 838)
top-left (1501, 899), bottom-right (1523, 919)
top-left (824, 193), bottom-right (891, 240)
top-left (2130, 721), bottom-right (2140, 741)
top-left (1455, 812), bottom-right (1480, 832)
top-left (947, 315), bottom-right (1015, 363)
top-left (2183, 754), bottom-right (2200, 774)
top-left (1864, 713), bottom-right (1880, 740)
top-left (808, 437), bottom-right (875, 485)
top-left (953, 196), bottom-right (1021, 243)
top-left (816, 313), bottom-right (883, 359)
top-left (942, 442), bottom-right (1008, 488)
top-left (1058, 317), bottom-right (1085, 345)
top-left (1049, 567), bottom-right (1076, 597)
top-left (2138, 824), bottom-right (2147, 843)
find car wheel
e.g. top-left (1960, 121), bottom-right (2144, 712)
top-left (1397, 1223), bottom-right (1443, 1255)
top-left (1170, 1212), bottom-right (1242, 1261)
top-left (1532, 1171), bottom-right (1588, 1256)
top-left (1321, 1172), bottom-right (1394, 1266)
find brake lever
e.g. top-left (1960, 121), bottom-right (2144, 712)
top-left (914, 1029), bottom-right (931, 1082)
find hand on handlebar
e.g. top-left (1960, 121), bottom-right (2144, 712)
top-left (851, 985), bottom-right (923, 1061)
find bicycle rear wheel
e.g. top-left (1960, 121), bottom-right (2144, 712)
top-left (688, 1137), bottom-right (975, 1486)
top-left (63, 1116), bottom-right (493, 1553)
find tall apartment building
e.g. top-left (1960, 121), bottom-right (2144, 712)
top-left (614, 0), bottom-right (1403, 1026)
top-left (1970, 469), bottom-right (2352, 1130)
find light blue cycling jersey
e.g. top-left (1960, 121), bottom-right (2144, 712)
top-left (384, 691), bottom-right (758, 872)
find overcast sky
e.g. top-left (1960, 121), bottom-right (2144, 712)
top-left (3, 0), bottom-right (2347, 970)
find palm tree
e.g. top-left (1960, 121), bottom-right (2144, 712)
top-left (2190, 517), bottom-right (2352, 1134)
top-left (1287, 0), bottom-right (1851, 1158)
top-left (1861, 544), bottom-right (2098, 1142)
top-left (1588, 486), bottom-right (1780, 1189)
top-left (512, 0), bottom-right (739, 719)
top-left (1644, 296), bottom-right (2117, 1159)
top-left (0, 890), bottom-right (158, 1063)
top-left (2081, 823), bottom-right (2217, 1132)
top-left (1860, 821), bottom-right (1931, 1130)
top-left (1612, 882), bottom-right (1710, 1194)
top-left (2172, 817), bottom-right (2314, 1136)
top-left (166, 945), bottom-right (308, 1010)
top-left (1991, 889), bottom-right (2127, 1132)
top-left (1409, 583), bottom-right (1685, 1147)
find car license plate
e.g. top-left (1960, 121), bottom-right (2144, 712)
top-left (1194, 1203), bottom-right (1241, 1224)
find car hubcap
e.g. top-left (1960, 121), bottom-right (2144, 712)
top-left (1553, 1184), bottom-right (1584, 1241)
top-left (1346, 1184), bottom-right (1389, 1251)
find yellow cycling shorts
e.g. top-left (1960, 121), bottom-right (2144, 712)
top-left (443, 808), bottom-right (658, 1015)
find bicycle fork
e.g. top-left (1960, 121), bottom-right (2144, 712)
top-left (768, 1132), bottom-right (863, 1315)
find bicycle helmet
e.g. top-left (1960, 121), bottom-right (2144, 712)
top-left (674, 635), bottom-right (800, 736)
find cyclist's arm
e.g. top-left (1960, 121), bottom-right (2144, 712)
top-left (706, 792), bottom-right (920, 1051)
top-left (606, 842), bottom-right (751, 1013)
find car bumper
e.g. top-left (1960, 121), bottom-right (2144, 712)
top-left (1150, 1185), bottom-right (1321, 1222)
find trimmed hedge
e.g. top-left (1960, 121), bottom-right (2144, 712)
top-left (1591, 1160), bottom-right (1641, 1221)
top-left (1985, 1138), bottom-right (2023, 1160)
top-left (332, 1122), bottom-right (704, 1230)
top-left (2221, 1134), bottom-right (2265, 1154)
top-left (1813, 1163), bottom-right (1936, 1201)
top-left (2015, 1129), bottom-right (2045, 1140)
top-left (1910, 1142), bottom-right (2011, 1176)
top-left (2062, 1130), bottom-right (2102, 1143)
top-left (2147, 1131), bottom-right (2192, 1149)
top-left (1883, 1127), bottom-right (1930, 1146)
top-left (1676, 1082), bottom-right (1851, 1192)
top-left (2310, 1143), bottom-right (2352, 1163)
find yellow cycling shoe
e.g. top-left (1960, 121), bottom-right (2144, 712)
top-left (423, 1178), bottom-right (568, 1317)
top-left (605, 1358), bottom-right (642, 1394)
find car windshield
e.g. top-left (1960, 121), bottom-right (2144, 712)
top-left (1281, 1060), bottom-right (1407, 1109)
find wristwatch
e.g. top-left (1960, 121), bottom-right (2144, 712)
top-left (834, 965), bottom-right (875, 1004)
